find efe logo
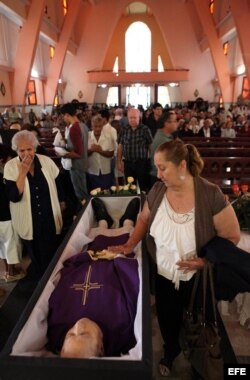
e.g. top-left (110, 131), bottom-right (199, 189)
top-left (228, 368), bottom-right (247, 375)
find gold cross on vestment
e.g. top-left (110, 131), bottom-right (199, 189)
top-left (70, 265), bottom-right (103, 305)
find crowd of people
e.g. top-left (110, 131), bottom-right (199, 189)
top-left (0, 100), bottom-right (248, 377)
top-left (0, 101), bottom-right (248, 279)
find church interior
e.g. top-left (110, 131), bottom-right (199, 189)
top-left (0, 1), bottom-right (250, 379)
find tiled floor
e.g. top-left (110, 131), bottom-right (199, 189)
top-left (151, 304), bottom-right (193, 380)
top-left (1, 258), bottom-right (250, 379)
top-left (151, 297), bottom-right (250, 379)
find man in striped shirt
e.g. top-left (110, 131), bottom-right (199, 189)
top-left (117, 108), bottom-right (152, 192)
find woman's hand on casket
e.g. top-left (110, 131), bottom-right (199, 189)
top-left (176, 257), bottom-right (207, 273)
top-left (108, 242), bottom-right (135, 255)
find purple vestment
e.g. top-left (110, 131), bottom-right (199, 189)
top-left (47, 234), bottom-right (139, 356)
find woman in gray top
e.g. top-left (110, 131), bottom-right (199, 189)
top-left (109, 139), bottom-right (240, 377)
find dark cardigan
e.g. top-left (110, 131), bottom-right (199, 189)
top-left (201, 236), bottom-right (250, 301)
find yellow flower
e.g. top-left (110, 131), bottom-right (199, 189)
top-left (127, 176), bottom-right (134, 184)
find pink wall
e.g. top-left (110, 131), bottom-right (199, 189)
top-left (0, 70), bottom-right (12, 105)
top-left (135, 0), bottom-right (216, 101)
top-left (0, 0), bottom-right (248, 106)
top-left (63, 1), bottom-right (125, 103)
top-left (63, 0), bottom-right (215, 103)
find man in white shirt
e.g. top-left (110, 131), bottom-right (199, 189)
top-left (88, 115), bottom-right (115, 191)
top-left (99, 109), bottom-right (117, 148)
top-left (99, 109), bottom-right (118, 184)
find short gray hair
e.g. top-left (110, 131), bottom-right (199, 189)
top-left (11, 130), bottom-right (39, 152)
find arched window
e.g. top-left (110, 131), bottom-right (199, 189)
top-left (107, 57), bottom-right (119, 106)
top-left (125, 22), bottom-right (151, 108)
top-left (107, 86), bottom-right (119, 107)
top-left (125, 21), bottom-right (151, 72)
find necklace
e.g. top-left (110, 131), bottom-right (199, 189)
top-left (164, 197), bottom-right (194, 224)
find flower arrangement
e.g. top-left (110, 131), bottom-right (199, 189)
top-left (231, 184), bottom-right (250, 231)
top-left (90, 177), bottom-right (137, 197)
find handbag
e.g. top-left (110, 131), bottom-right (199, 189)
top-left (179, 263), bottom-right (223, 380)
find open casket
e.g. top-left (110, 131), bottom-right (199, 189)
top-left (0, 196), bottom-right (152, 380)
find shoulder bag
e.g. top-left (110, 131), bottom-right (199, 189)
top-left (179, 263), bottom-right (223, 380)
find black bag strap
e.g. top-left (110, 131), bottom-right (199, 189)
top-left (202, 262), bottom-right (218, 325)
top-left (208, 262), bottom-right (218, 325)
top-left (202, 264), bottom-right (208, 324)
top-left (187, 262), bottom-right (217, 324)
top-left (187, 269), bottom-right (201, 313)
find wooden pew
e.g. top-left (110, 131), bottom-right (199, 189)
top-left (197, 147), bottom-right (250, 157)
top-left (38, 128), bottom-right (55, 138)
top-left (183, 140), bottom-right (250, 148)
top-left (201, 157), bottom-right (250, 193)
top-left (182, 136), bottom-right (250, 143)
top-left (181, 136), bottom-right (250, 148)
top-left (39, 139), bottom-right (55, 148)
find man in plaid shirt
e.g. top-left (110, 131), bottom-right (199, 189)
top-left (117, 108), bottom-right (152, 192)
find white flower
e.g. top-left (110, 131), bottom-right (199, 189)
top-left (118, 186), bottom-right (124, 191)
top-left (123, 185), bottom-right (129, 191)
top-left (90, 187), bottom-right (101, 196)
top-left (130, 184), bottom-right (137, 190)
top-left (110, 186), bottom-right (117, 192)
top-left (127, 176), bottom-right (134, 184)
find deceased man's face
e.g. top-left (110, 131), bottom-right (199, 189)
top-left (60, 318), bottom-right (104, 359)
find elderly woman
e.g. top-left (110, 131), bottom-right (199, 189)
top-left (109, 139), bottom-right (240, 377)
top-left (4, 130), bottom-right (65, 280)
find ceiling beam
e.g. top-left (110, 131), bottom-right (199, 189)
top-left (87, 69), bottom-right (189, 85)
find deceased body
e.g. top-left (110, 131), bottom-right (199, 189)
top-left (47, 233), bottom-right (139, 357)
top-left (10, 197), bottom-right (143, 361)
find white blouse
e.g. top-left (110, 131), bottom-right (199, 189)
top-left (150, 196), bottom-right (197, 289)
